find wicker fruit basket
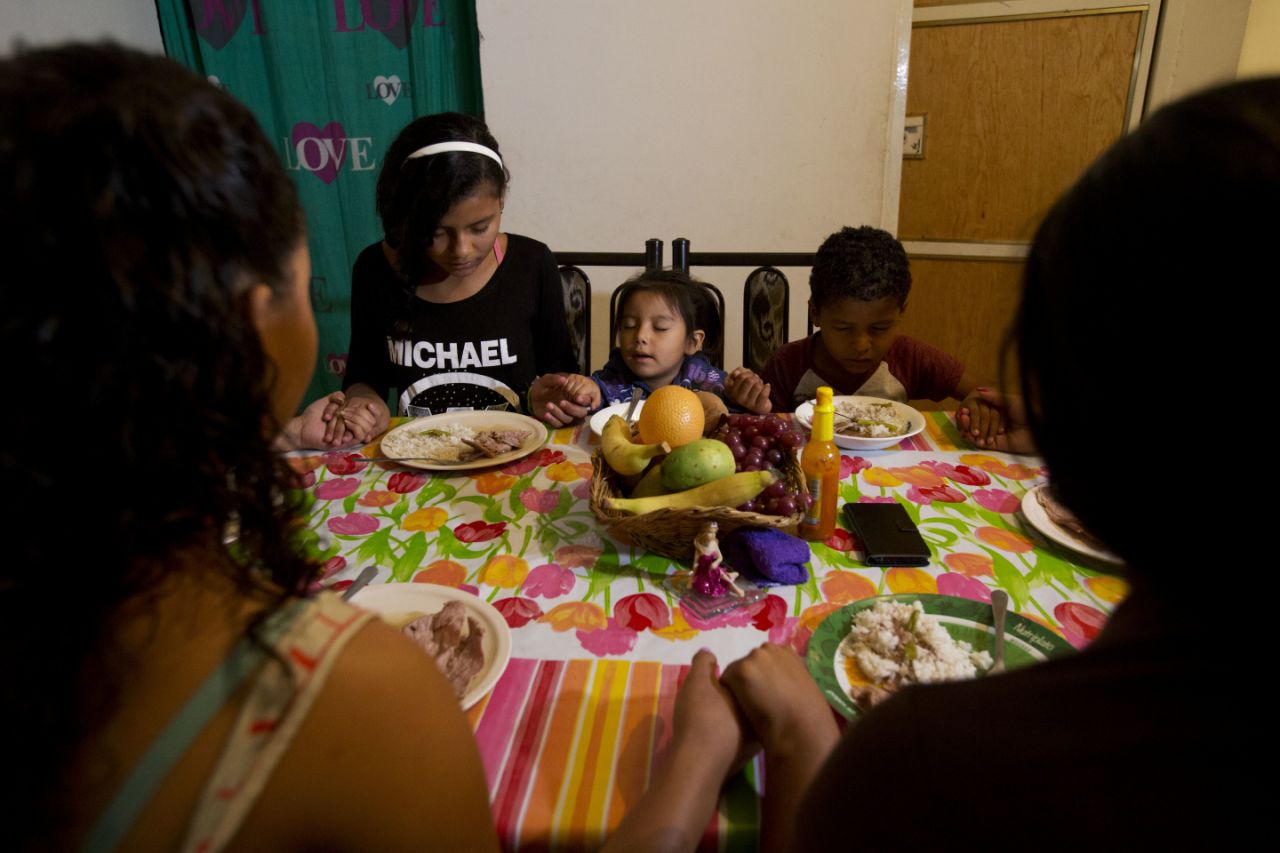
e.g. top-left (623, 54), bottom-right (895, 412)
top-left (589, 452), bottom-right (807, 562)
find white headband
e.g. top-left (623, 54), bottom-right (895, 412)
top-left (404, 141), bottom-right (503, 168)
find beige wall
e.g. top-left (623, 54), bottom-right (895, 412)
top-left (478, 0), bottom-right (913, 372)
top-left (0, 0), bottom-right (163, 55)
top-left (1239, 0), bottom-right (1280, 76)
top-left (1146, 0), bottom-right (1252, 110)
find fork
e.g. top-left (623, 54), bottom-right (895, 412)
top-left (989, 589), bottom-right (1008, 674)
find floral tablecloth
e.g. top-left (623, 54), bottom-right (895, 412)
top-left (290, 412), bottom-right (1123, 851)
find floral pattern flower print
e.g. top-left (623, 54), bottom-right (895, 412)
top-left (539, 601), bottom-right (607, 632)
top-left (975, 526), bottom-right (1034, 553)
top-left (942, 552), bottom-right (994, 577)
top-left (906, 484), bottom-right (967, 505)
top-left (413, 560), bottom-right (466, 587)
top-left (522, 563), bottom-right (577, 598)
top-left (936, 572), bottom-right (991, 602)
top-left (577, 618), bottom-right (639, 656)
top-left (315, 477), bottom-right (361, 501)
top-left (325, 452), bottom-right (369, 475)
top-left (920, 460), bottom-right (991, 486)
top-left (327, 512), bottom-right (379, 535)
top-left (494, 596), bottom-right (543, 628)
top-left (480, 555), bottom-right (530, 589)
top-left (387, 472), bottom-right (427, 493)
top-left (455, 520), bottom-right (506, 543)
top-left (402, 506), bottom-right (447, 532)
top-left (973, 489), bottom-right (1020, 513)
top-left (520, 488), bottom-right (561, 514)
top-left (614, 593), bottom-right (671, 631)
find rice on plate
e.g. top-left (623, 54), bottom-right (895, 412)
top-left (382, 423), bottom-right (479, 462)
top-left (834, 399), bottom-right (909, 438)
top-left (841, 599), bottom-right (992, 708)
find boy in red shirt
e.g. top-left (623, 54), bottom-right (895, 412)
top-left (760, 226), bottom-right (1005, 446)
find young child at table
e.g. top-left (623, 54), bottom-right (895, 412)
top-left (545, 269), bottom-right (773, 418)
top-left (758, 226), bottom-right (1006, 446)
top-left (285, 112), bottom-right (580, 448)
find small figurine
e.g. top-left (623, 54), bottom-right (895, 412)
top-left (691, 522), bottom-right (744, 598)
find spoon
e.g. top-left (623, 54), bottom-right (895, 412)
top-left (989, 589), bottom-right (1008, 674)
top-left (341, 565), bottom-right (379, 602)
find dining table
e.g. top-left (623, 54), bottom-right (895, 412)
top-left (288, 411), bottom-right (1123, 851)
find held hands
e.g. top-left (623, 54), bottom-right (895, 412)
top-left (956, 387), bottom-right (1034, 454)
top-left (326, 392), bottom-right (389, 446)
top-left (670, 650), bottom-right (760, 780)
top-left (530, 373), bottom-right (598, 427)
top-left (725, 367), bottom-right (773, 415)
top-left (719, 644), bottom-right (839, 760)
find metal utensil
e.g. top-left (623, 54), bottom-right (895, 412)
top-left (341, 565), bottom-right (378, 601)
top-left (989, 589), bottom-right (1008, 674)
top-left (624, 395), bottom-right (643, 423)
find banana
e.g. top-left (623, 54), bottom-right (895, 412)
top-left (606, 469), bottom-right (776, 515)
top-left (602, 415), bottom-right (670, 475)
top-left (629, 463), bottom-right (669, 498)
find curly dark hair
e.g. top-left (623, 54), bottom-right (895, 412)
top-left (376, 112), bottom-right (509, 286)
top-left (0, 43), bottom-right (316, 840)
top-left (809, 226), bottom-right (911, 309)
top-left (614, 269), bottom-right (722, 353)
top-left (1014, 76), bottom-right (1280, 589)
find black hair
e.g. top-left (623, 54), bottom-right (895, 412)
top-left (1, 42), bottom-right (312, 841)
top-left (1013, 76), bottom-right (1280, 593)
top-left (614, 269), bottom-right (721, 353)
top-left (376, 112), bottom-right (509, 286)
top-left (809, 226), bottom-right (911, 310)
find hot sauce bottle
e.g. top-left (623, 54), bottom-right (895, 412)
top-left (799, 386), bottom-right (840, 541)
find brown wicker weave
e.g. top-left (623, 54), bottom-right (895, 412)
top-left (589, 452), bottom-right (807, 562)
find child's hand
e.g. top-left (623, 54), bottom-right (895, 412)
top-left (280, 392), bottom-right (354, 450)
top-left (725, 367), bottom-right (772, 415)
top-left (530, 373), bottom-right (595, 427)
top-left (560, 374), bottom-right (603, 412)
top-left (327, 394), bottom-right (389, 446)
top-left (957, 387), bottom-right (1034, 453)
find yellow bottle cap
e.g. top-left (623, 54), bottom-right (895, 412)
top-left (813, 386), bottom-right (835, 442)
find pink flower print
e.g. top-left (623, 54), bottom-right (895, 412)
top-left (906, 484), bottom-right (967, 505)
top-left (387, 471), bottom-right (427, 493)
top-left (501, 455), bottom-right (539, 476)
top-left (840, 455), bottom-right (872, 479)
top-left (319, 555), bottom-right (347, 579)
top-left (294, 469), bottom-right (316, 489)
top-left (920, 460), bottom-right (991, 487)
top-left (1055, 601), bottom-right (1107, 649)
top-left (522, 563), bottom-right (577, 599)
top-left (532, 449), bottom-right (566, 467)
top-left (571, 480), bottom-right (593, 500)
top-left (494, 596), bottom-right (543, 628)
top-left (973, 488), bottom-right (1021, 513)
top-left (936, 572), bottom-right (992, 603)
top-left (454, 520), bottom-right (506, 543)
top-left (324, 452), bottom-right (369, 475)
top-left (750, 594), bottom-right (788, 631)
top-left (614, 593), bottom-right (672, 631)
top-left (520, 487), bottom-right (561, 514)
top-left (577, 617), bottom-right (639, 656)
top-left (327, 512), bottom-right (379, 535)
top-left (315, 477), bottom-right (361, 501)
top-left (858, 495), bottom-right (898, 504)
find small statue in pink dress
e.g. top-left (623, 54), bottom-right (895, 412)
top-left (691, 522), bottom-right (744, 598)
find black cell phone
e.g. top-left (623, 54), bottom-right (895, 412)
top-left (842, 502), bottom-right (931, 567)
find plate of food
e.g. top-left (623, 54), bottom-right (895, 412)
top-left (794, 395), bottom-right (925, 450)
top-left (806, 593), bottom-right (1073, 719)
top-left (1021, 484), bottom-right (1121, 564)
top-left (350, 583), bottom-right (512, 709)
top-left (588, 399), bottom-right (645, 439)
top-left (378, 410), bottom-right (547, 471)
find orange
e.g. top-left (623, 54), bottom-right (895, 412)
top-left (638, 386), bottom-right (704, 448)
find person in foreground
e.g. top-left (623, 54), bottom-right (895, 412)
top-left (713, 78), bottom-right (1271, 850)
top-left (1, 43), bottom-right (753, 853)
top-left (760, 225), bottom-right (1007, 445)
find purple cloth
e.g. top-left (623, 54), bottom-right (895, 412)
top-left (721, 527), bottom-right (810, 586)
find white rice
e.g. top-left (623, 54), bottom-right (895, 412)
top-left (383, 423), bottom-right (477, 461)
top-left (834, 399), bottom-right (909, 437)
top-left (841, 600), bottom-right (992, 689)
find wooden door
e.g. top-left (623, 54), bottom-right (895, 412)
top-left (897, 1), bottom-right (1159, 408)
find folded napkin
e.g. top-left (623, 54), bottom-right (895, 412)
top-left (721, 527), bottom-right (810, 586)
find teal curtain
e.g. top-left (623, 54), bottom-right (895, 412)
top-left (155, 1), bottom-right (484, 407)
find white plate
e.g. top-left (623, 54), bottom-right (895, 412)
top-left (1020, 485), bottom-right (1122, 564)
top-left (378, 410), bottom-right (547, 471)
top-left (350, 583), bottom-right (513, 709)
top-left (794, 395), bottom-right (926, 450)
top-left (588, 399), bottom-right (645, 439)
